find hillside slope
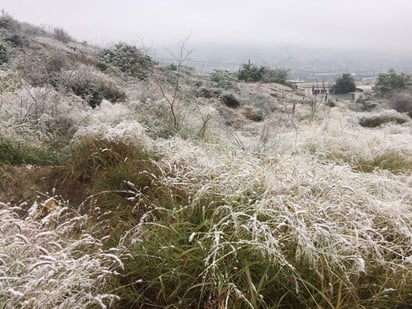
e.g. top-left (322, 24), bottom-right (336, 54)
top-left (0, 14), bottom-right (412, 308)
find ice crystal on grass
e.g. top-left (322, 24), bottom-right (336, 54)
top-left (117, 132), bottom-right (412, 307)
top-left (0, 202), bottom-right (122, 308)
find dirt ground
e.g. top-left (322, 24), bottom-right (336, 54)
top-left (0, 164), bottom-right (87, 207)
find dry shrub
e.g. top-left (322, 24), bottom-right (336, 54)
top-left (61, 67), bottom-right (126, 107)
top-left (390, 91), bottom-right (412, 115)
top-left (16, 49), bottom-right (67, 87)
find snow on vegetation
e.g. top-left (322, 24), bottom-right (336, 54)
top-left (0, 202), bottom-right (121, 308)
top-left (1, 14), bottom-right (412, 307)
top-left (116, 133), bottom-right (412, 307)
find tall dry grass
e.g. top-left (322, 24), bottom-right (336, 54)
top-left (0, 200), bottom-right (123, 308)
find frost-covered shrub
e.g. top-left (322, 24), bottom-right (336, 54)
top-left (0, 12), bottom-right (20, 32)
top-left (19, 21), bottom-right (47, 37)
top-left (4, 33), bottom-right (27, 47)
top-left (325, 99), bottom-right (336, 107)
top-left (61, 67), bottom-right (126, 108)
top-left (374, 69), bottom-right (409, 98)
top-left (331, 73), bottom-right (356, 94)
top-left (262, 68), bottom-right (289, 84)
top-left (237, 62), bottom-right (289, 85)
top-left (16, 50), bottom-right (67, 86)
top-left (249, 92), bottom-right (276, 114)
top-left (0, 12), bottom-right (45, 39)
top-left (359, 113), bottom-right (409, 128)
top-left (98, 43), bottom-right (154, 79)
top-left (210, 69), bottom-right (235, 89)
top-left (355, 95), bottom-right (377, 111)
top-left (52, 27), bottom-right (73, 43)
top-left (389, 91), bottom-right (412, 115)
top-left (237, 88), bottom-right (277, 120)
top-left (238, 62), bottom-right (265, 82)
top-left (0, 86), bottom-right (87, 145)
top-left (167, 63), bottom-right (177, 71)
top-left (0, 71), bottom-right (21, 93)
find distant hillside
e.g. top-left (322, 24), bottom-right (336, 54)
top-left (157, 42), bottom-right (412, 80)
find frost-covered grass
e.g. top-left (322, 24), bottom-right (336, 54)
top-left (109, 137), bottom-right (411, 308)
top-left (0, 201), bottom-right (122, 308)
top-left (0, 85), bottom-right (87, 146)
top-left (1, 24), bottom-right (412, 307)
top-left (2, 92), bottom-right (412, 307)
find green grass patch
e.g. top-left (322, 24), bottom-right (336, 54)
top-left (359, 115), bottom-right (408, 128)
top-left (0, 138), bottom-right (61, 165)
top-left (307, 143), bottom-right (412, 174)
top-left (67, 136), bottom-right (188, 245)
top-left (68, 136), bottom-right (156, 183)
top-left (352, 151), bottom-right (412, 174)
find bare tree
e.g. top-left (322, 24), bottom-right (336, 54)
top-left (196, 105), bottom-right (213, 139)
top-left (153, 35), bottom-right (192, 130)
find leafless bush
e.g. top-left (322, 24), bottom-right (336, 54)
top-left (153, 37), bottom-right (192, 131)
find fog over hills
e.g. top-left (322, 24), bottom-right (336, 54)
top-left (156, 43), bottom-right (412, 80)
top-left (3, 0), bottom-right (412, 82)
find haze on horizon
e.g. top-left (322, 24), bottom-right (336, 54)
top-left (1, 0), bottom-right (412, 54)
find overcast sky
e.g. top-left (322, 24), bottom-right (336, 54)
top-left (2, 0), bottom-right (412, 53)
